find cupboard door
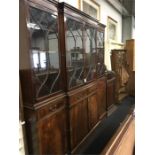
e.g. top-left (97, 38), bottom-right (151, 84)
top-left (70, 100), bottom-right (88, 150)
top-left (97, 77), bottom-right (106, 119)
top-left (88, 93), bottom-right (98, 129)
top-left (37, 108), bottom-right (67, 155)
top-left (107, 78), bottom-right (115, 110)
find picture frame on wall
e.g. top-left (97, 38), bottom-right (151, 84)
top-left (107, 16), bottom-right (118, 41)
top-left (78, 0), bottom-right (100, 20)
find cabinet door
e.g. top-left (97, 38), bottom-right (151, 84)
top-left (70, 99), bottom-right (88, 150)
top-left (27, 5), bottom-right (62, 99)
top-left (84, 25), bottom-right (97, 82)
top-left (96, 31), bottom-right (106, 77)
top-left (107, 78), bottom-right (115, 110)
top-left (65, 17), bottom-right (85, 89)
top-left (97, 77), bottom-right (106, 119)
top-left (37, 107), bottom-right (67, 155)
top-left (88, 93), bottom-right (98, 129)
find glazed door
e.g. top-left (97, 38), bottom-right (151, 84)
top-left (84, 25), bottom-right (97, 82)
top-left (88, 92), bottom-right (98, 129)
top-left (37, 107), bottom-right (67, 155)
top-left (97, 77), bottom-right (107, 119)
top-left (96, 31), bottom-right (105, 77)
top-left (65, 17), bottom-right (85, 89)
top-left (27, 4), bottom-right (62, 99)
top-left (70, 99), bottom-right (89, 150)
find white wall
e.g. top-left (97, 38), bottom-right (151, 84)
top-left (59, 0), bottom-right (78, 8)
top-left (59, 0), bottom-right (123, 70)
top-left (96, 0), bottom-right (122, 70)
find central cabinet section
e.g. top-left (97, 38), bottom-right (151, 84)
top-left (59, 3), bottom-right (107, 151)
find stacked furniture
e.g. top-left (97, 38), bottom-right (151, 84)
top-left (125, 39), bottom-right (135, 96)
top-left (111, 49), bottom-right (129, 103)
top-left (20, 0), bottom-right (115, 154)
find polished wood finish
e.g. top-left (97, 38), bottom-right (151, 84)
top-left (107, 77), bottom-right (116, 110)
top-left (23, 95), bottom-right (68, 155)
top-left (70, 99), bottom-right (89, 149)
top-left (68, 81), bottom-right (108, 151)
top-left (126, 71), bottom-right (135, 96)
top-left (125, 39), bottom-right (135, 72)
top-left (68, 87), bottom-right (88, 150)
top-left (125, 39), bottom-right (135, 96)
top-left (111, 50), bottom-right (129, 103)
top-left (37, 102), bottom-right (67, 155)
top-left (97, 77), bottom-right (107, 119)
top-left (88, 92), bottom-right (98, 129)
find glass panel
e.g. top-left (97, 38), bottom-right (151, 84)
top-left (96, 31), bottom-right (105, 76)
top-left (65, 17), bottom-right (84, 89)
top-left (27, 6), bottom-right (61, 98)
top-left (85, 26), bottom-right (96, 81)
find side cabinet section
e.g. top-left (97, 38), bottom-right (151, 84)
top-left (37, 108), bottom-right (67, 154)
top-left (31, 98), bottom-right (68, 155)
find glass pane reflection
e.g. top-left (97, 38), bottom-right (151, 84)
top-left (66, 17), bottom-right (84, 89)
top-left (28, 6), bottom-right (61, 98)
top-left (85, 26), bottom-right (96, 81)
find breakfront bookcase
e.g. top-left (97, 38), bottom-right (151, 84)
top-left (20, 0), bottom-right (115, 154)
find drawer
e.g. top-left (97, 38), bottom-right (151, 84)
top-left (69, 90), bottom-right (87, 104)
top-left (37, 100), bottom-right (66, 119)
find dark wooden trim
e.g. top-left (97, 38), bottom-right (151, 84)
top-left (58, 5), bottom-right (68, 92)
top-left (59, 2), bottom-right (99, 23)
top-left (58, 6), bottom-right (72, 153)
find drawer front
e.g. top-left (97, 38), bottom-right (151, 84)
top-left (69, 90), bottom-right (87, 104)
top-left (37, 99), bottom-right (66, 119)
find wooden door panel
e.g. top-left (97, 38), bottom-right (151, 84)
top-left (70, 100), bottom-right (88, 150)
top-left (97, 78), bottom-right (106, 119)
top-left (107, 80), bottom-right (115, 109)
top-left (38, 109), bottom-right (67, 155)
top-left (88, 93), bottom-right (98, 129)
